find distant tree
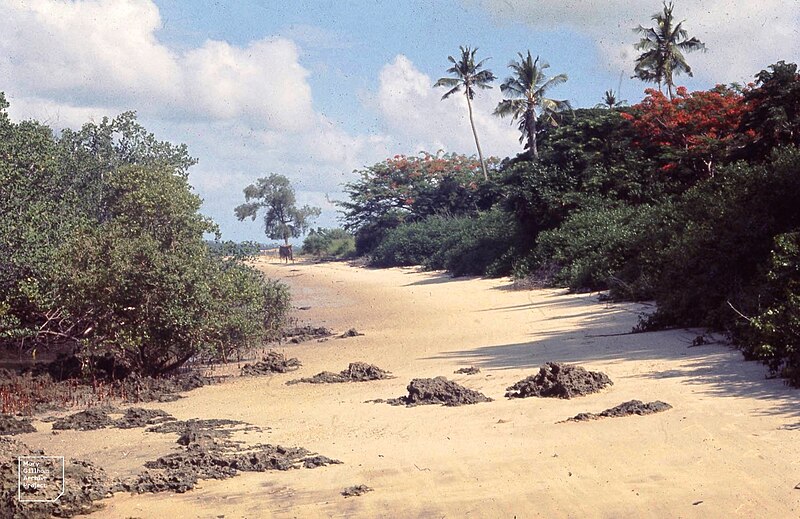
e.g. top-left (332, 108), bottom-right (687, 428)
top-left (596, 89), bottom-right (628, 109)
top-left (234, 174), bottom-right (320, 245)
top-left (494, 52), bottom-right (571, 160)
top-left (434, 46), bottom-right (496, 180)
top-left (633, 1), bottom-right (705, 100)
top-left (337, 152), bottom-right (497, 254)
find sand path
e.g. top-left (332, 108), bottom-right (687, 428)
top-left (27, 259), bottom-right (799, 518)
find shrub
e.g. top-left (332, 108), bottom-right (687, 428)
top-left (368, 211), bottom-right (517, 277)
top-left (736, 232), bottom-right (800, 386)
top-left (647, 147), bottom-right (800, 329)
top-left (301, 228), bottom-right (356, 259)
top-left (0, 102), bottom-right (290, 375)
top-left (369, 217), bottom-right (457, 268)
top-left (54, 165), bottom-right (291, 375)
top-left (435, 210), bottom-right (518, 277)
top-left (533, 204), bottom-right (674, 293)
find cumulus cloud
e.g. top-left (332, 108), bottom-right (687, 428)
top-left (471, 0), bottom-right (800, 84)
top-left (0, 0), bottom-right (387, 239)
top-left (182, 38), bottom-right (314, 130)
top-left (0, 0), bottom-right (180, 105)
top-left (374, 55), bottom-right (522, 159)
top-left (0, 0), bottom-right (315, 129)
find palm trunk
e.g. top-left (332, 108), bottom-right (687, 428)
top-left (528, 111), bottom-right (539, 160)
top-left (465, 94), bottom-right (488, 181)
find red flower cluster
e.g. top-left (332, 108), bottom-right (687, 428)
top-left (625, 86), bottom-right (749, 177)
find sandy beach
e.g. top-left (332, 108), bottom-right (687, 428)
top-left (19, 259), bottom-right (799, 518)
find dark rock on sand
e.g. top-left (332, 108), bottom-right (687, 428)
top-left (505, 362), bottom-right (612, 399)
top-left (283, 325), bottom-right (334, 343)
top-left (121, 436), bottom-right (341, 494)
top-left (386, 377), bottom-right (492, 407)
top-left (0, 414), bottom-right (36, 435)
top-left (454, 366), bottom-right (480, 375)
top-left (117, 372), bottom-right (210, 403)
top-left (241, 351), bottom-right (302, 376)
top-left (338, 328), bottom-right (365, 338)
top-left (146, 418), bottom-right (253, 443)
top-left (52, 408), bottom-right (113, 431)
top-left (113, 408), bottom-right (175, 429)
top-left (565, 400), bottom-right (673, 422)
top-left (342, 484), bottom-right (374, 497)
top-left (1, 437), bottom-right (112, 518)
top-left (287, 362), bottom-right (392, 385)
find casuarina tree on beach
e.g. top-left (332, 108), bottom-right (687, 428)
top-left (494, 51), bottom-right (571, 160)
top-left (633, 1), bottom-right (705, 99)
top-left (434, 46), bottom-right (496, 180)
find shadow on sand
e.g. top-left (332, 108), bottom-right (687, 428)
top-left (427, 290), bottom-right (800, 426)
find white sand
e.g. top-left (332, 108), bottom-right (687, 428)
top-left (23, 259), bottom-right (799, 518)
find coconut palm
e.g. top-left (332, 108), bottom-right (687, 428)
top-left (494, 51), bottom-right (570, 160)
top-left (633, 1), bottom-right (705, 99)
top-left (434, 46), bottom-right (496, 180)
top-left (596, 89), bottom-right (628, 109)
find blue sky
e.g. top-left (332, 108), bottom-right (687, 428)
top-left (2, 1), bottom-right (798, 242)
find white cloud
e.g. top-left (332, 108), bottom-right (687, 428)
top-left (471, 0), bottom-right (800, 84)
top-left (0, 0), bottom-right (180, 104)
top-left (0, 0), bottom-right (315, 129)
top-left (182, 38), bottom-right (314, 130)
top-left (0, 0), bottom-right (385, 240)
top-left (374, 55), bottom-right (522, 159)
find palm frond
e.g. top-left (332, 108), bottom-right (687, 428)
top-left (434, 77), bottom-right (460, 88)
top-left (440, 85), bottom-right (462, 100)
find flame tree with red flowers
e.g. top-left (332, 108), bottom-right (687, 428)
top-left (621, 85), bottom-right (749, 180)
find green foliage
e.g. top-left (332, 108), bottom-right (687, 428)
top-left (434, 209), bottom-right (518, 277)
top-left (534, 204), bottom-right (675, 294)
top-left (301, 228), bottom-right (356, 259)
top-left (370, 217), bottom-right (457, 268)
top-left (0, 98), bottom-right (289, 375)
top-left (737, 232), bottom-right (800, 386)
top-left (739, 61), bottom-right (800, 159)
top-left (369, 211), bottom-right (517, 277)
top-left (338, 152), bottom-right (499, 254)
top-left (647, 147), bottom-right (800, 329)
top-left (499, 160), bottom-right (582, 239)
top-left (235, 173), bottom-right (320, 245)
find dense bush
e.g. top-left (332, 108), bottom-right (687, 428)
top-left (335, 61), bottom-right (800, 385)
top-left (0, 99), bottom-right (290, 375)
top-left (737, 232), bottom-right (800, 385)
top-left (339, 152), bottom-right (501, 255)
top-left (533, 203), bottom-right (675, 294)
top-left (646, 147), bottom-right (800, 329)
top-left (432, 209), bottom-right (519, 277)
top-left (369, 216), bottom-right (459, 268)
top-left (301, 228), bottom-right (356, 259)
top-left (369, 211), bottom-right (517, 276)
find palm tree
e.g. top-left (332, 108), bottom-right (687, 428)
top-left (595, 89), bottom-right (628, 109)
top-left (494, 52), bottom-right (570, 160)
top-left (434, 46), bottom-right (496, 180)
top-left (633, 1), bottom-right (705, 99)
